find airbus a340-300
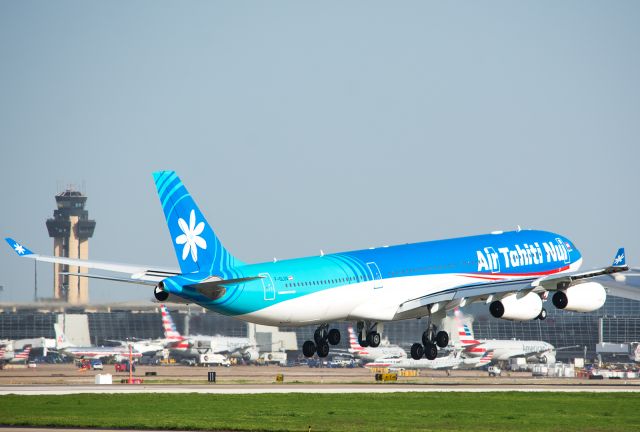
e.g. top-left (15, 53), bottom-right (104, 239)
top-left (5, 171), bottom-right (637, 361)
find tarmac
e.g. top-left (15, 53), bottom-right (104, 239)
top-left (1, 363), bottom-right (639, 394)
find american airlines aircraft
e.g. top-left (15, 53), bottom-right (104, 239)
top-left (365, 350), bottom-right (494, 370)
top-left (53, 324), bottom-right (142, 360)
top-left (346, 326), bottom-right (406, 361)
top-left (5, 171), bottom-right (635, 361)
top-left (159, 305), bottom-right (259, 361)
top-left (453, 309), bottom-right (556, 364)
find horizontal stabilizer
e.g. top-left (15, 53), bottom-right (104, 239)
top-left (62, 272), bottom-right (158, 286)
top-left (185, 276), bottom-right (263, 300)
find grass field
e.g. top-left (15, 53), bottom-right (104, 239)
top-left (0, 392), bottom-right (638, 431)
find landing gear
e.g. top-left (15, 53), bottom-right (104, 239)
top-left (410, 343), bottom-right (424, 360)
top-left (424, 342), bottom-right (438, 360)
top-left (356, 321), bottom-right (381, 348)
top-left (413, 311), bottom-right (449, 360)
top-left (302, 340), bottom-right (316, 357)
top-left (316, 341), bottom-right (330, 357)
top-left (328, 329), bottom-right (341, 345)
top-left (357, 332), bottom-right (369, 347)
top-left (536, 308), bottom-right (547, 321)
top-left (435, 331), bottom-right (449, 348)
top-left (302, 324), bottom-right (341, 358)
top-left (367, 332), bottom-right (381, 347)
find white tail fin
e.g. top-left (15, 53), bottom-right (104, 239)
top-left (53, 323), bottom-right (70, 349)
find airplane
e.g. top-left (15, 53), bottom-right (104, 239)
top-left (453, 308), bottom-right (557, 364)
top-left (347, 326), bottom-right (406, 361)
top-left (366, 350), bottom-right (494, 370)
top-left (5, 170), bottom-right (636, 362)
top-left (53, 324), bottom-right (143, 360)
top-left (108, 338), bottom-right (166, 357)
top-left (159, 305), bottom-right (259, 361)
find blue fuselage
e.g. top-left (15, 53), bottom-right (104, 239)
top-left (161, 229), bottom-right (581, 325)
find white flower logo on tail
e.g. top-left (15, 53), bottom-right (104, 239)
top-left (175, 210), bottom-right (207, 262)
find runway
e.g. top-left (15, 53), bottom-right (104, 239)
top-left (2, 383), bottom-right (640, 394)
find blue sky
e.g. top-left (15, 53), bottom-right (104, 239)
top-left (1, 1), bottom-right (638, 303)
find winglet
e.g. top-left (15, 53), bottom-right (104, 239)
top-left (612, 248), bottom-right (626, 268)
top-left (4, 238), bottom-right (34, 257)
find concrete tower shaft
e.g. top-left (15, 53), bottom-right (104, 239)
top-left (46, 189), bottom-right (96, 304)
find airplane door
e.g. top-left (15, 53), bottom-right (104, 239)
top-left (260, 273), bottom-right (275, 301)
top-left (366, 262), bottom-right (383, 289)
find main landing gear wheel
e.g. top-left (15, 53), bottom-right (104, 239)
top-left (316, 341), bottom-right (330, 358)
top-left (302, 340), bottom-right (316, 358)
top-left (435, 330), bottom-right (449, 348)
top-left (314, 328), bottom-right (327, 345)
top-left (307, 324), bottom-right (339, 357)
top-left (421, 330), bottom-right (433, 346)
top-left (424, 342), bottom-right (438, 360)
top-left (537, 308), bottom-right (547, 321)
top-left (367, 332), bottom-right (381, 348)
top-left (411, 343), bottom-right (424, 360)
top-left (358, 333), bottom-right (369, 347)
top-left (327, 329), bottom-right (341, 345)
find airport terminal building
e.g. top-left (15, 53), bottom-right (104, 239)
top-left (0, 293), bottom-right (638, 362)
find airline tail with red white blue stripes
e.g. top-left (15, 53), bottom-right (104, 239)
top-left (160, 305), bottom-right (189, 350)
top-left (347, 326), bottom-right (368, 356)
top-left (454, 308), bottom-right (480, 347)
top-left (13, 345), bottom-right (31, 361)
top-left (478, 350), bottom-right (493, 365)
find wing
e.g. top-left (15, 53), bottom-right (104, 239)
top-left (396, 248), bottom-right (632, 318)
top-left (5, 237), bottom-right (179, 285)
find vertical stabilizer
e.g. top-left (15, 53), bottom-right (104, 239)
top-left (479, 350), bottom-right (494, 365)
top-left (152, 171), bottom-right (244, 274)
top-left (160, 305), bottom-right (183, 341)
top-left (454, 308), bottom-right (480, 347)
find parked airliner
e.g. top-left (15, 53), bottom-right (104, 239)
top-left (159, 305), bottom-right (259, 361)
top-left (5, 171), bottom-right (634, 361)
top-left (453, 308), bottom-right (557, 363)
top-left (346, 326), bottom-right (406, 361)
top-left (54, 324), bottom-right (142, 360)
top-left (365, 350), bottom-right (494, 370)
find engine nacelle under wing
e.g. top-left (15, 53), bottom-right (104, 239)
top-left (552, 281), bottom-right (606, 312)
top-left (539, 352), bottom-right (556, 364)
top-left (489, 292), bottom-right (542, 321)
top-left (242, 349), bottom-right (259, 362)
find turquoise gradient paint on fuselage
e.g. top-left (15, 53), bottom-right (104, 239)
top-left (160, 229), bottom-right (582, 318)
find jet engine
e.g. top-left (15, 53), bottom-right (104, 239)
top-left (489, 292), bottom-right (543, 321)
top-left (539, 352), bottom-right (556, 364)
top-left (242, 349), bottom-right (259, 362)
top-left (154, 284), bottom-right (190, 304)
top-left (552, 281), bottom-right (606, 312)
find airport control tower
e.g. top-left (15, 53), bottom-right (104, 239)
top-left (46, 189), bottom-right (96, 304)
